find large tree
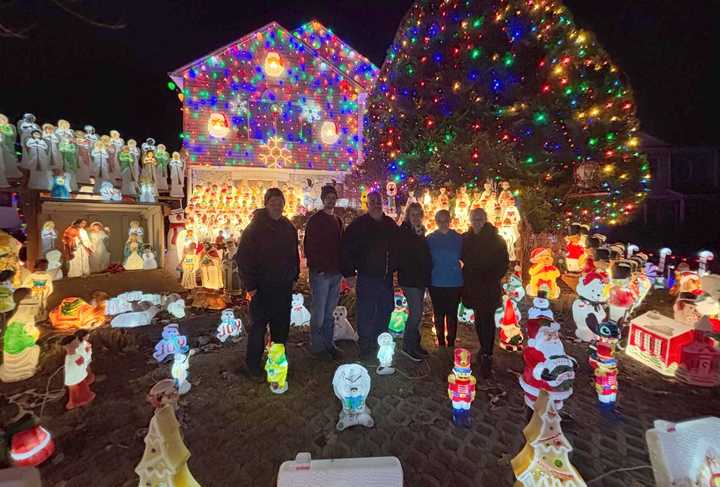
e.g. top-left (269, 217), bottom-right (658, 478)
top-left (364, 0), bottom-right (650, 231)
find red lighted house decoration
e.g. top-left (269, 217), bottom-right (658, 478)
top-left (676, 316), bottom-right (720, 387)
top-left (625, 310), bottom-right (695, 377)
top-left (168, 20), bottom-right (378, 174)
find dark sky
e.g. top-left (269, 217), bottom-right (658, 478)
top-left (1, 0), bottom-right (717, 149)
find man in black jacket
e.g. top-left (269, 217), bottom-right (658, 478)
top-left (461, 208), bottom-right (509, 378)
top-left (304, 184), bottom-right (343, 359)
top-left (236, 188), bottom-right (299, 376)
top-left (341, 191), bottom-right (398, 358)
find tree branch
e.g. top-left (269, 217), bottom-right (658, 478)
top-left (49, 0), bottom-right (126, 30)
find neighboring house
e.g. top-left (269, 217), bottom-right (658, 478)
top-left (641, 132), bottom-right (720, 226)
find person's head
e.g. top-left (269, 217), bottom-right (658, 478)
top-left (367, 191), bottom-right (383, 220)
top-left (435, 209), bottom-right (451, 233)
top-left (264, 187), bottom-right (285, 220)
top-left (73, 218), bottom-right (87, 228)
top-left (320, 184), bottom-right (338, 211)
top-left (470, 208), bottom-right (487, 233)
top-left (405, 202), bottom-right (424, 227)
top-left (34, 259), bottom-right (48, 271)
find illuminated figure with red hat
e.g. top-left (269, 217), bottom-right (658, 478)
top-left (519, 317), bottom-right (576, 411)
top-left (494, 269), bottom-right (525, 351)
top-left (572, 270), bottom-right (610, 343)
top-left (564, 223), bottom-right (589, 273)
top-left (588, 320), bottom-right (622, 407)
top-left (62, 330), bottom-right (96, 410)
top-left (526, 247), bottom-right (561, 299)
top-left (447, 348), bottom-right (477, 428)
top-left (671, 270), bottom-right (706, 326)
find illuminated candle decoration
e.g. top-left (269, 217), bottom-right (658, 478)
top-left (263, 51), bottom-right (285, 78)
top-left (265, 342), bottom-right (288, 394)
top-left (332, 363), bottom-right (374, 431)
top-left (448, 348), bottom-right (476, 428)
top-left (376, 332), bottom-right (396, 375)
top-left (511, 390), bottom-right (586, 486)
top-left (168, 21), bottom-right (378, 171)
top-left (289, 293), bottom-right (311, 327)
top-left (207, 112), bottom-right (230, 139)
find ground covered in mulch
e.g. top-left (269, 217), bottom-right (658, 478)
top-left (1, 269), bottom-right (719, 487)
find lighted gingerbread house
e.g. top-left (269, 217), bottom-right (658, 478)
top-left (169, 20), bottom-right (378, 197)
top-left (676, 317), bottom-right (720, 387)
top-left (625, 310), bottom-right (695, 377)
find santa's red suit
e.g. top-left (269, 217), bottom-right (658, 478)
top-left (566, 241), bottom-right (585, 260)
top-left (519, 318), bottom-right (576, 410)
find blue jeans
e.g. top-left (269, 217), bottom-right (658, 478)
top-left (309, 271), bottom-right (341, 353)
top-left (356, 274), bottom-right (394, 354)
top-left (401, 286), bottom-right (425, 352)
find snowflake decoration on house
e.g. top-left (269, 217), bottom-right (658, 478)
top-left (258, 136), bottom-right (292, 168)
top-left (298, 98), bottom-right (322, 123)
top-left (230, 96), bottom-right (249, 115)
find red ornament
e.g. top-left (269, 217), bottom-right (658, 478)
top-left (10, 425), bottom-right (55, 467)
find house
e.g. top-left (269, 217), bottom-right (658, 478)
top-left (168, 20), bottom-right (379, 197)
top-left (640, 132), bottom-right (720, 226)
top-left (625, 310), bottom-right (695, 376)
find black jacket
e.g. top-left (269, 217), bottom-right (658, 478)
top-left (461, 223), bottom-right (509, 313)
top-left (341, 213), bottom-right (398, 278)
top-left (236, 209), bottom-right (299, 291)
top-left (304, 210), bottom-right (343, 274)
top-left (396, 221), bottom-right (432, 288)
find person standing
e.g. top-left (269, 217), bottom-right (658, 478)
top-left (304, 184), bottom-right (343, 359)
top-left (341, 191), bottom-right (398, 358)
top-left (461, 208), bottom-right (509, 378)
top-left (427, 209), bottom-right (463, 349)
top-left (237, 188), bottom-right (299, 377)
top-left (396, 202), bottom-right (432, 361)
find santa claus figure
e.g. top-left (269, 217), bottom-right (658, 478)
top-left (62, 330), bottom-right (95, 410)
top-left (519, 318), bottom-right (576, 411)
top-left (447, 348), bottom-right (476, 428)
top-left (607, 261), bottom-right (637, 323)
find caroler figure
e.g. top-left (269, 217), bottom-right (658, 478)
top-left (139, 150), bottom-right (158, 203)
top-left (62, 330), bottom-right (96, 410)
top-left (447, 348), bottom-right (477, 428)
top-left (169, 151), bottom-right (185, 197)
top-left (0, 113), bottom-right (21, 178)
top-left (155, 143), bottom-right (170, 191)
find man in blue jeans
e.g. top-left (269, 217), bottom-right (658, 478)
top-left (341, 191), bottom-right (398, 358)
top-left (304, 185), bottom-right (344, 360)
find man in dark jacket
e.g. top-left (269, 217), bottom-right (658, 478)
top-left (236, 187), bottom-right (300, 376)
top-left (304, 184), bottom-right (343, 359)
top-left (461, 208), bottom-right (509, 378)
top-left (341, 191), bottom-right (398, 357)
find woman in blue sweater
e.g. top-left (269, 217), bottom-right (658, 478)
top-left (426, 209), bottom-right (464, 348)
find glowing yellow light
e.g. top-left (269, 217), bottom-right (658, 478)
top-left (553, 65), bottom-right (564, 76)
top-left (453, 81), bottom-right (461, 91)
top-left (575, 32), bottom-right (586, 44)
top-left (589, 107), bottom-right (601, 117)
top-left (263, 52), bottom-right (285, 78)
top-left (603, 164), bottom-right (614, 174)
top-left (627, 137), bottom-right (639, 147)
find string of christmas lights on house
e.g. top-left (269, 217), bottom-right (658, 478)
top-left (364, 0), bottom-right (651, 231)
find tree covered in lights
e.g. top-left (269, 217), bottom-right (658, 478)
top-left (364, 0), bottom-right (651, 230)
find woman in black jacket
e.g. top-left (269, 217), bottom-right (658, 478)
top-left (396, 202), bottom-right (432, 361)
top-left (461, 208), bottom-right (509, 377)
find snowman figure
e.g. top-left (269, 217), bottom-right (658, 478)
top-left (527, 289), bottom-right (555, 320)
top-left (332, 306), bottom-right (357, 342)
top-left (142, 245), bottom-right (158, 270)
top-left (46, 250), bottom-right (63, 280)
top-left (153, 324), bottom-right (189, 363)
top-left (332, 364), bottom-right (374, 431)
top-left (376, 332), bottom-right (396, 375)
top-left (216, 308), bottom-right (243, 342)
top-left (290, 293), bottom-right (311, 327)
top-left (572, 271), bottom-right (610, 342)
top-left (171, 352), bottom-right (191, 395)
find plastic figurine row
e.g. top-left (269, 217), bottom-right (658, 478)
top-left (1, 112), bottom-right (185, 201)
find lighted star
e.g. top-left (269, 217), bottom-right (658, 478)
top-left (258, 136), bottom-right (292, 168)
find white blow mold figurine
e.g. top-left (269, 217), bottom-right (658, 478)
top-left (572, 270), bottom-right (610, 343)
top-left (376, 332), bottom-right (395, 375)
top-left (332, 363), bottom-right (374, 431)
top-left (332, 306), bottom-right (358, 342)
top-left (290, 293), bottom-right (311, 327)
top-left (527, 290), bottom-right (554, 320)
top-left (216, 308), bottom-right (243, 342)
top-left (171, 352), bottom-right (191, 395)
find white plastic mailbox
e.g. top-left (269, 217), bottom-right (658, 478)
top-left (277, 453), bottom-right (403, 487)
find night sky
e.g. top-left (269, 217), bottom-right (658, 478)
top-left (1, 0), bottom-right (717, 150)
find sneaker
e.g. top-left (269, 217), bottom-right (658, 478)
top-left (402, 348), bottom-right (423, 362)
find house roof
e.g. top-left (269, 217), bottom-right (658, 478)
top-left (169, 20), bottom-right (377, 92)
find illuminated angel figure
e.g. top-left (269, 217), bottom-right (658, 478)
top-left (24, 131), bottom-right (52, 190)
top-left (155, 144), bottom-right (170, 192)
top-left (91, 139), bottom-right (111, 192)
top-left (0, 113), bottom-right (21, 178)
top-left (108, 130), bottom-right (124, 181)
top-left (16, 113), bottom-right (40, 159)
top-left (169, 151), bottom-right (185, 197)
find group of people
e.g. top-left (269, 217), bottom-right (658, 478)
top-left (235, 185), bottom-right (509, 378)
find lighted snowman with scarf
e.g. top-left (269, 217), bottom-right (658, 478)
top-left (572, 270), bottom-right (610, 343)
